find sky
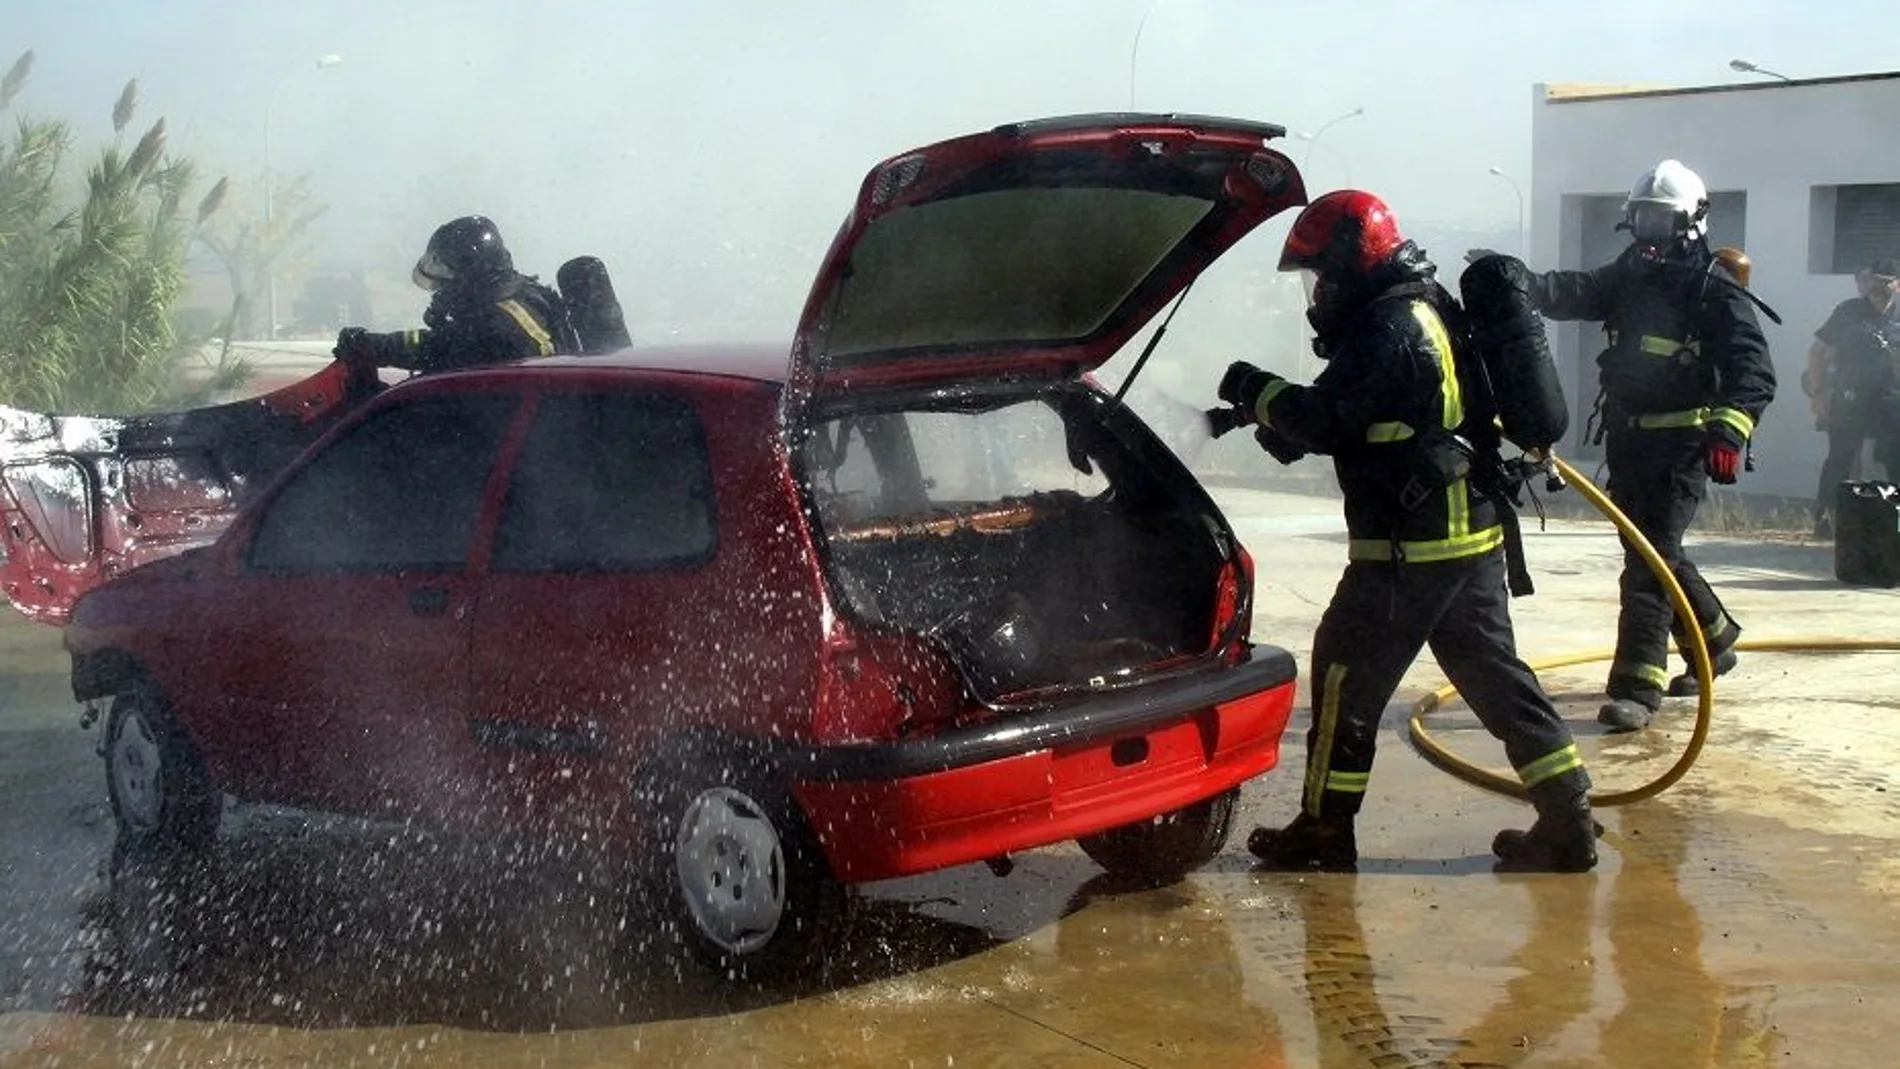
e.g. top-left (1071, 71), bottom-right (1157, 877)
top-left (7, 0), bottom-right (1895, 350)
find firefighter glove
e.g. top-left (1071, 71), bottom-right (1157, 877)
top-left (334, 327), bottom-right (405, 370)
top-left (1254, 423), bottom-right (1307, 466)
top-left (333, 327), bottom-right (376, 363)
top-left (1218, 361), bottom-right (1282, 412)
top-left (1703, 424), bottom-right (1743, 484)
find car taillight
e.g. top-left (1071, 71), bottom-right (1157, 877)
top-left (1209, 543), bottom-right (1254, 661)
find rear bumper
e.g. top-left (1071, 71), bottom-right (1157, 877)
top-left (791, 646), bottom-right (1296, 883)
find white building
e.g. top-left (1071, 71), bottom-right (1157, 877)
top-left (1530, 71), bottom-right (1900, 502)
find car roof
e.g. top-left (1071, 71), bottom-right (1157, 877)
top-left (439, 344), bottom-right (791, 386)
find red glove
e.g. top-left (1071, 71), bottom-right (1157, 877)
top-left (1704, 435), bottom-right (1741, 484)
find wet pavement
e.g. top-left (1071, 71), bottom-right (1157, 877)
top-left (3, 483), bottom-right (1898, 1067)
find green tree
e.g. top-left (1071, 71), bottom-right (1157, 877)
top-left (0, 50), bottom-right (248, 413)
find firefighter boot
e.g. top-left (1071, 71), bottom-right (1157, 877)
top-left (1596, 698), bottom-right (1655, 733)
top-left (1492, 786), bottom-right (1599, 873)
top-left (1665, 647), bottom-right (1739, 698)
top-left (1247, 811), bottom-right (1357, 872)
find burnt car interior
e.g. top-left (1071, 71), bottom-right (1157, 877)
top-left (801, 385), bottom-right (1226, 696)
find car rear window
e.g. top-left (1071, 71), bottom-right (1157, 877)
top-left (806, 395), bottom-right (1108, 523)
top-left (246, 393), bottom-right (517, 573)
top-left (490, 391), bottom-right (715, 573)
top-left (824, 186), bottom-right (1210, 358)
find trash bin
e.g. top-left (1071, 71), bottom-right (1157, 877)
top-left (1835, 480), bottom-right (1900, 587)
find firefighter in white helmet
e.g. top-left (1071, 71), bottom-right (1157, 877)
top-left (1502, 160), bottom-right (1776, 731)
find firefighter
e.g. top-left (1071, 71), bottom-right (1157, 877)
top-left (333, 215), bottom-right (579, 374)
top-left (1512, 160), bottom-right (1775, 731)
top-left (1805, 258), bottom-right (1899, 538)
top-left (1218, 190), bottom-right (1597, 873)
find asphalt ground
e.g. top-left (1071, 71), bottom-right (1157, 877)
top-left (2, 482), bottom-right (1897, 1067)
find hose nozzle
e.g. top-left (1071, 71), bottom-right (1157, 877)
top-left (1205, 406), bottom-right (1252, 439)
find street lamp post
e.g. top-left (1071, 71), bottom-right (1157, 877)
top-left (1729, 58), bottom-right (1793, 83)
top-left (1294, 133), bottom-right (1354, 187)
top-left (1284, 109), bottom-right (1360, 381)
top-left (1128, 0), bottom-right (1160, 109)
top-left (263, 53), bottom-right (343, 340)
top-left (1297, 106), bottom-right (1363, 182)
top-left (1488, 165), bottom-right (1526, 258)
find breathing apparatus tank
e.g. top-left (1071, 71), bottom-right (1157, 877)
top-left (1457, 254), bottom-right (1569, 453)
top-left (556, 255), bottom-right (633, 354)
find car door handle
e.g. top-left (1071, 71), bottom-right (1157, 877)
top-left (409, 586), bottom-right (451, 617)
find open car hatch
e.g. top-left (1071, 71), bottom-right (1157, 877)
top-left (789, 112), bottom-right (1307, 397)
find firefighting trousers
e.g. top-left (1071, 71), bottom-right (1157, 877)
top-left (1300, 549), bottom-right (1588, 821)
top-left (1601, 428), bottom-right (1741, 710)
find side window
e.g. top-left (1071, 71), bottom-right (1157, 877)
top-left (491, 392), bottom-right (714, 573)
top-left (247, 394), bottom-right (516, 572)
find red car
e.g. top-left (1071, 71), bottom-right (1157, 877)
top-left (23, 114), bottom-right (1305, 983)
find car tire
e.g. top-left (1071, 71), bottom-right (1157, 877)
top-left (103, 683), bottom-right (220, 852)
top-left (1076, 787), bottom-right (1238, 884)
top-left (646, 745), bottom-right (851, 985)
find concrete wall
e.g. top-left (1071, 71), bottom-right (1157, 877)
top-left (1530, 74), bottom-right (1900, 501)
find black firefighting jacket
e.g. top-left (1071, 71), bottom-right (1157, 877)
top-left (1253, 252), bottom-right (1503, 564)
top-left (1528, 243), bottom-right (1775, 447)
top-left (369, 273), bottom-right (579, 374)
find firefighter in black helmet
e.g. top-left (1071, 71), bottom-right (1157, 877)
top-left (1218, 190), bottom-right (1598, 873)
top-left (333, 215), bottom-right (579, 373)
top-left (1502, 160), bottom-right (1775, 732)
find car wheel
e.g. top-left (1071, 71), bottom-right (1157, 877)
top-left (1076, 787), bottom-right (1238, 884)
top-left (103, 684), bottom-right (219, 852)
top-left (649, 748), bottom-right (850, 985)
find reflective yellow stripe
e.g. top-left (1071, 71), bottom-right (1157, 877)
top-left (1255, 378), bottom-right (1294, 427)
top-left (1518, 743), bottom-right (1583, 789)
top-left (1304, 662), bottom-right (1348, 817)
top-left (1416, 303), bottom-right (1464, 430)
top-left (1366, 421), bottom-right (1415, 443)
top-left (1676, 612), bottom-right (1731, 646)
top-left (1610, 658), bottom-right (1670, 688)
top-left (1421, 302), bottom-right (1477, 546)
top-left (1448, 476), bottom-right (1471, 542)
top-left (1632, 408), bottom-right (1708, 429)
top-left (498, 299), bottom-right (556, 357)
top-left (1709, 406), bottom-right (1755, 439)
top-left (1347, 526), bottom-right (1505, 563)
top-left (1325, 770), bottom-right (1370, 794)
top-left (1638, 335), bottom-right (1698, 356)
top-left (1630, 405), bottom-right (1756, 439)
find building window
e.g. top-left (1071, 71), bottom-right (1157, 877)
top-left (1812, 183), bottom-right (1900, 274)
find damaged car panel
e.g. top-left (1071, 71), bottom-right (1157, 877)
top-left (0, 360), bottom-right (372, 624)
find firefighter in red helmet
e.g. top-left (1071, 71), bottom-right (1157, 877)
top-left (1216, 190), bottom-right (1598, 872)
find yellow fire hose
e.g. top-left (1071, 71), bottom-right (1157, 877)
top-left (1406, 454), bottom-right (1900, 807)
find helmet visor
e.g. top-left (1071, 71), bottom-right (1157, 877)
top-left (1300, 269), bottom-right (1321, 307)
top-left (1628, 202), bottom-right (1681, 243)
top-left (412, 250), bottom-right (454, 292)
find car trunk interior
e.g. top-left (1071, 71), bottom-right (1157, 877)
top-left (799, 385), bottom-right (1228, 699)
